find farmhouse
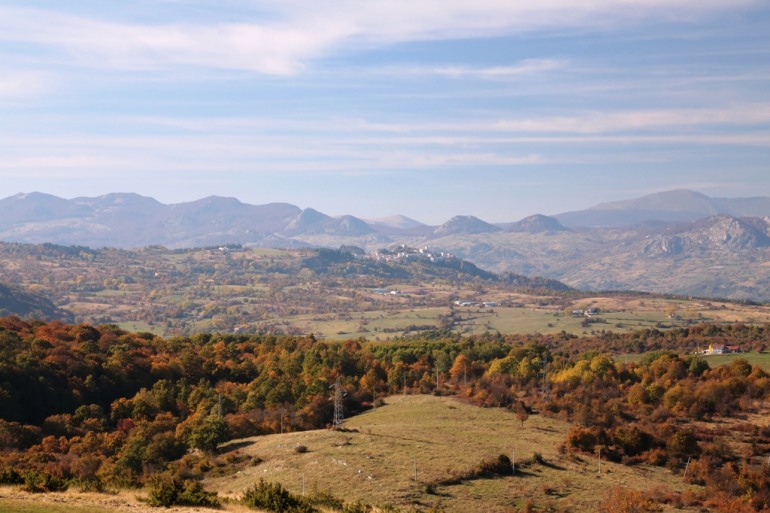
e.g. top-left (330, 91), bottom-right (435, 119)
top-left (704, 344), bottom-right (741, 355)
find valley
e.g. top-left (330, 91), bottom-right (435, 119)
top-left (2, 243), bottom-right (769, 339)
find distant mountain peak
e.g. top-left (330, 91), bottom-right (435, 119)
top-left (366, 215), bottom-right (426, 230)
top-left (507, 214), bottom-right (567, 233)
top-left (592, 189), bottom-right (716, 213)
top-left (554, 189), bottom-right (770, 228)
top-left (434, 215), bottom-right (502, 236)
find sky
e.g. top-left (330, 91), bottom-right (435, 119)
top-left (0, 1), bottom-right (769, 224)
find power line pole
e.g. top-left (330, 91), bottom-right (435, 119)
top-left (332, 377), bottom-right (344, 430)
top-left (597, 448), bottom-right (601, 475)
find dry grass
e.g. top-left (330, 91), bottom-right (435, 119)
top-left (207, 395), bottom-right (700, 512)
top-left (0, 487), bottom-right (245, 513)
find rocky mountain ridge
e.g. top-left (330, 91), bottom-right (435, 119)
top-left (2, 190), bottom-right (770, 300)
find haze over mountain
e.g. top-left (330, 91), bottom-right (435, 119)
top-left (2, 189), bottom-right (770, 301)
top-left (554, 189), bottom-right (770, 228)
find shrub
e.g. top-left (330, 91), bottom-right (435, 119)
top-left (178, 480), bottom-right (221, 508)
top-left (241, 478), bottom-right (316, 513)
top-left (146, 474), bottom-right (182, 507)
top-left (146, 474), bottom-right (221, 508)
top-left (0, 467), bottom-right (23, 485)
top-left (478, 454), bottom-right (513, 476)
top-left (601, 487), bottom-right (662, 513)
top-left (307, 489), bottom-right (344, 509)
top-left (21, 470), bottom-right (69, 493)
top-left (343, 499), bottom-right (373, 513)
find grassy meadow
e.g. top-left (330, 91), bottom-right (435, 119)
top-left (207, 395), bottom-right (699, 512)
top-left (264, 292), bottom-right (770, 341)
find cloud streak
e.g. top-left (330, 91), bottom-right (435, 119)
top-left (0, 1), bottom-right (760, 75)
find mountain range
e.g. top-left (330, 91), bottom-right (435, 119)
top-left (2, 189), bottom-right (770, 301)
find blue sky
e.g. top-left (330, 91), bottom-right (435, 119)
top-left (0, 1), bottom-right (769, 224)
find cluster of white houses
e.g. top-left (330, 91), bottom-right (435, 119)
top-left (571, 308), bottom-right (601, 316)
top-left (453, 300), bottom-right (499, 308)
top-left (369, 245), bottom-right (454, 264)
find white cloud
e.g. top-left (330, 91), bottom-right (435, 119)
top-left (0, 69), bottom-right (50, 100)
top-left (411, 59), bottom-right (568, 79)
top-left (0, 1), bottom-right (759, 75)
top-left (491, 105), bottom-right (770, 133)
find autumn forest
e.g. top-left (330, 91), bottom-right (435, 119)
top-left (0, 316), bottom-right (770, 511)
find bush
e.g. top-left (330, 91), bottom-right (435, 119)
top-left (343, 499), bottom-right (373, 513)
top-left (601, 487), bottom-right (662, 512)
top-left (478, 454), bottom-right (513, 476)
top-left (307, 489), bottom-right (344, 509)
top-left (21, 471), bottom-right (68, 493)
top-left (0, 467), bottom-right (23, 485)
top-left (178, 480), bottom-right (221, 508)
top-left (146, 474), bottom-right (221, 508)
top-left (147, 474), bottom-right (182, 507)
top-left (242, 478), bottom-right (316, 513)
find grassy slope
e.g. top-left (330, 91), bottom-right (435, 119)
top-left (208, 395), bottom-right (698, 512)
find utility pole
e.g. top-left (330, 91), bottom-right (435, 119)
top-left (332, 377), bottom-right (345, 430)
top-left (597, 448), bottom-right (601, 475)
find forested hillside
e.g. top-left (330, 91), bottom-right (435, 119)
top-left (1, 317), bottom-right (770, 511)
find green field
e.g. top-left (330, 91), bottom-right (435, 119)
top-left (614, 352), bottom-right (770, 373)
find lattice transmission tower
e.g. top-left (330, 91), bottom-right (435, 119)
top-left (332, 377), bottom-right (345, 430)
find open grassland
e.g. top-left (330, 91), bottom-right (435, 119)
top-left (256, 294), bottom-right (770, 342)
top-left (701, 352), bottom-right (770, 372)
top-left (616, 351), bottom-right (770, 373)
top-left (208, 395), bottom-right (699, 512)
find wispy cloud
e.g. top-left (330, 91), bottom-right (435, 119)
top-left (0, 1), bottom-right (759, 75)
top-left (490, 104), bottom-right (770, 133)
top-left (388, 59), bottom-right (568, 79)
top-left (0, 68), bottom-right (51, 100)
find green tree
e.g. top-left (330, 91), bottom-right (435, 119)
top-left (189, 414), bottom-right (229, 452)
